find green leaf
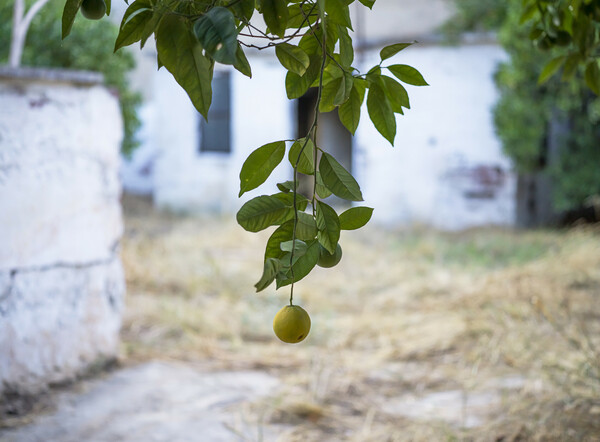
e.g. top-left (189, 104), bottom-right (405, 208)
top-left (319, 76), bottom-right (343, 112)
top-left (62, 0), bottom-right (83, 39)
top-left (193, 7), bottom-right (239, 65)
top-left (264, 214), bottom-right (317, 262)
top-left (229, 0), bottom-right (254, 22)
top-left (354, 78), bottom-right (367, 101)
top-left (236, 195), bottom-right (290, 232)
top-left (585, 61), bottom-right (600, 95)
top-left (367, 80), bottom-right (396, 145)
top-left (334, 71), bottom-right (354, 106)
top-left (388, 64), bottom-right (429, 86)
top-left (302, 22), bottom-right (338, 54)
top-left (265, 221), bottom-right (294, 260)
top-left (538, 56), bottom-right (566, 84)
top-left (285, 26), bottom-right (335, 98)
top-left (234, 44), bottom-right (252, 78)
top-left (114, 0), bottom-right (153, 52)
top-left (285, 54), bottom-right (322, 99)
top-left (157, 15), bottom-right (214, 119)
top-left (319, 152), bottom-right (363, 201)
top-left (140, 10), bottom-right (164, 49)
top-left (275, 43), bottom-right (310, 76)
top-left (338, 84), bottom-right (362, 134)
top-left (288, 138), bottom-right (315, 175)
top-left (276, 240), bottom-right (320, 287)
top-left (339, 206), bottom-right (373, 230)
top-left (270, 193), bottom-right (309, 225)
top-left (317, 0), bottom-right (325, 20)
top-left (380, 75), bottom-right (407, 113)
top-left (519, 3), bottom-right (537, 24)
top-left (298, 25), bottom-right (323, 55)
top-left (338, 25), bottom-right (354, 67)
top-left (272, 192), bottom-right (309, 211)
top-left (277, 181), bottom-right (294, 192)
top-left (382, 75), bottom-right (409, 109)
top-left (562, 54), bottom-right (581, 81)
top-left (380, 43), bottom-right (412, 61)
top-left (239, 141), bottom-right (286, 197)
top-left (287, 2), bottom-right (318, 28)
top-left (316, 201), bottom-right (341, 254)
top-left (315, 172), bottom-right (333, 198)
top-left (260, 0), bottom-right (288, 37)
top-left (324, 0), bottom-right (352, 29)
top-left (296, 212), bottom-right (318, 240)
top-left (280, 239), bottom-right (308, 255)
top-left (358, 0), bottom-right (375, 9)
top-left (255, 258), bottom-right (282, 292)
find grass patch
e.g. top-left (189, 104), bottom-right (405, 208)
top-left (120, 195), bottom-right (600, 440)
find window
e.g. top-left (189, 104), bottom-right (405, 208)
top-left (199, 71), bottom-right (231, 153)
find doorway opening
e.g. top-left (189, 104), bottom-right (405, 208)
top-left (296, 88), bottom-right (353, 206)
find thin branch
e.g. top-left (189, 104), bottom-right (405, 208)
top-left (289, 12), bottom-right (328, 306)
top-left (22, 0), bottom-right (51, 32)
top-left (9, 0), bottom-right (51, 68)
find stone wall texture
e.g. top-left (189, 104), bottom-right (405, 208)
top-left (0, 69), bottom-right (125, 394)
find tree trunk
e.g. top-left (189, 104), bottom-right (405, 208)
top-left (9, 0), bottom-right (52, 68)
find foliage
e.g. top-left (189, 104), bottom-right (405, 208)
top-left (61, 0), bottom-right (426, 296)
top-left (449, 0), bottom-right (600, 211)
top-left (520, 0), bottom-right (600, 91)
top-left (442, 0), bottom-right (506, 39)
top-left (0, 0), bottom-right (141, 156)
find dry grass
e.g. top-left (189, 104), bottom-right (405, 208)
top-left (120, 195), bottom-right (600, 441)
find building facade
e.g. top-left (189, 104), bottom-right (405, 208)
top-left (121, 0), bottom-right (516, 229)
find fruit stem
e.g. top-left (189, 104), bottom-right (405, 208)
top-left (289, 284), bottom-right (294, 306)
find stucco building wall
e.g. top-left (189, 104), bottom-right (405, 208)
top-left (0, 68), bottom-right (125, 394)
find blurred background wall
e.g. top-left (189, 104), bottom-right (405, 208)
top-left (120, 0), bottom-right (517, 230)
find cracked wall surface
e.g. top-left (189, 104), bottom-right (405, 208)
top-left (0, 72), bottom-right (125, 394)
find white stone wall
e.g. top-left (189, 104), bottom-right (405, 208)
top-left (0, 71), bottom-right (125, 394)
top-left (125, 43), bottom-right (514, 230)
top-left (355, 44), bottom-right (516, 230)
top-left (151, 58), bottom-right (294, 214)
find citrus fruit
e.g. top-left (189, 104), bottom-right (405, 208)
top-left (81, 0), bottom-right (106, 20)
top-left (273, 305), bottom-right (311, 343)
top-left (317, 244), bottom-right (342, 268)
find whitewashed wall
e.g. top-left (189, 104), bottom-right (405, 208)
top-left (124, 43), bottom-right (514, 230)
top-left (0, 68), bottom-right (125, 394)
top-left (355, 44), bottom-right (516, 230)
top-left (150, 57), bottom-right (294, 213)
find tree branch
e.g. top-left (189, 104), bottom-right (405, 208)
top-left (9, 0), bottom-right (52, 68)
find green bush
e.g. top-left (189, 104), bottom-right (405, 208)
top-left (0, 1), bottom-right (141, 156)
top-left (447, 0), bottom-right (600, 211)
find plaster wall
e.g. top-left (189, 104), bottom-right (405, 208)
top-left (0, 70), bottom-right (125, 393)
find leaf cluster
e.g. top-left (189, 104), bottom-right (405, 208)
top-left (62, 0), bottom-right (426, 142)
top-left (451, 0), bottom-right (600, 210)
top-left (60, 0), bottom-right (428, 292)
top-left (499, 0), bottom-right (600, 210)
top-left (237, 139), bottom-right (373, 291)
top-left (520, 0), bottom-right (600, 93)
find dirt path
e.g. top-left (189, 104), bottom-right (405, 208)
top-left (1, 360), bottom-right (529, 441)
top-left (1, 362), bottom-right (279, 442)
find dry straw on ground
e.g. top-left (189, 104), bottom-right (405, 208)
top-left (121, 195), bottom-right (600, 441)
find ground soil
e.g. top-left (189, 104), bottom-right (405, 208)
top-left (2, 195), bottom-right (599, 441)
